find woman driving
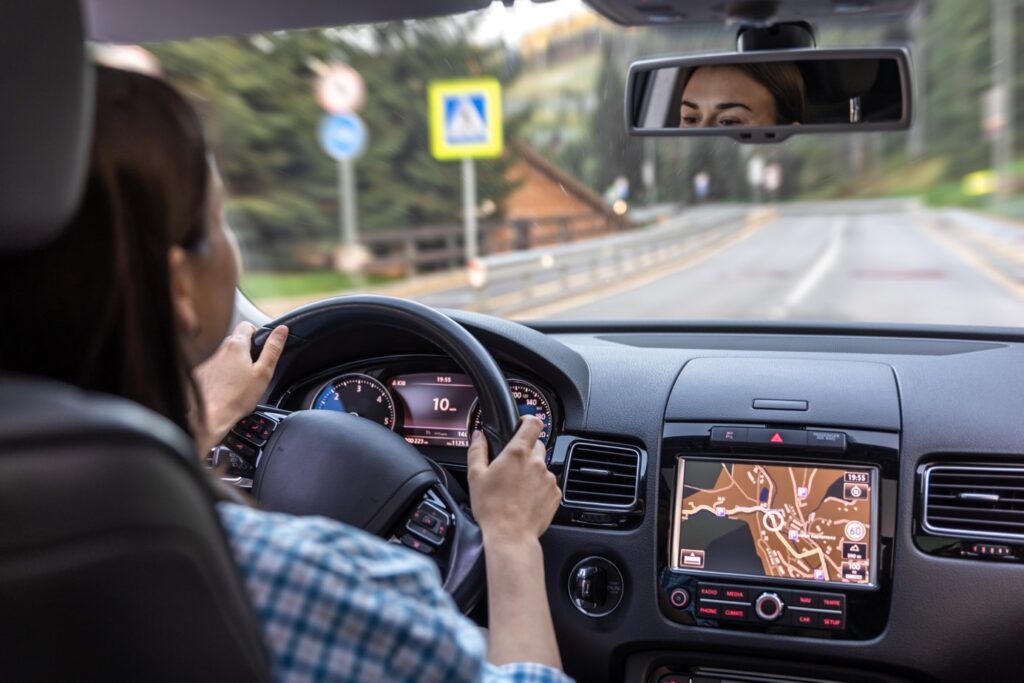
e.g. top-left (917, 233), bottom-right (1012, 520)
top-left (679, 63), bottom-right (806, 127)
top-left (0, 65), bottom-right (570, 683)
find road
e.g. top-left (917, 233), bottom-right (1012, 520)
top-left (414, 205), bottom-right (745, 311)
top-left (543, 203), bottom-right (1024, 326)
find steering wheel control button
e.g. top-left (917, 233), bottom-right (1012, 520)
top-left (224, 434), bottom-right (258, 461)
top-left (668, 589), bottom-right (690, 609)
top-left (754, 592), bottom-right (785, 621)
top-left (232, 413), bottom-right (277, 447)
top-left (406, 501), bottom-right (450, 547)
top-left (399, 533), bottom-right (434, 555)
top-left (226, 452), bottom-right (256, 478)
top-left (568, 557), bottom-right (623, 617)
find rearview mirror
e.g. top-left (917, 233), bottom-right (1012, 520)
top-left (627, 48), bottom-right (912, 143)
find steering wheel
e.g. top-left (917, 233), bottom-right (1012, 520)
top-left (246, 296), bottom-right (520, 612)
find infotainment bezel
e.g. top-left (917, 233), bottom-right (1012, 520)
top-left (668, 456), bottom-right (881, 591)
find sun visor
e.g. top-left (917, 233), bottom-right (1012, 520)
top-left (0, 2), bottom-right (93, 252)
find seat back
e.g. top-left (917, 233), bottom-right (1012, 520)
top-left (0, 375), bottom-right (272, 681)
top-left (0, 4), bottom-right (271, 679)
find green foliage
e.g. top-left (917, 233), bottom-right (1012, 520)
top-left (589, 39), bottom-right (646, 200)
top-left (241, 271), bottom-right (391, 299)
top-left (149, 22), bottom-right (518, 269)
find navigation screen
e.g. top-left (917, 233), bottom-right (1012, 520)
top-left (671, 458), bottom-right (876, 587)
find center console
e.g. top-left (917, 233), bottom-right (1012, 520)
top-left (656, 358), bottom-right (900, 644)
top-left (658, 424), bottom-right (897, 640)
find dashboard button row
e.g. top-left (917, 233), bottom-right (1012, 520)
top-left (694, 582), bottom-right (846, 630)
top-left (710, 426), bottom-right (847, 452)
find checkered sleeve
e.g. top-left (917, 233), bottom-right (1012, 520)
top-left (218, 503), bottom-right (573, 683)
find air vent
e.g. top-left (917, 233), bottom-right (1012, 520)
top-left (922, 464), bottom-right (1024, 541)
top-left (563, 441), bottom-right (641, 509)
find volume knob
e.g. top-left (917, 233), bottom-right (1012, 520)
top-left (754, 592), bottom-right (785, 622)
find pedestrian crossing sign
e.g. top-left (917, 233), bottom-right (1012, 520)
top-left (428, 78), bottom-right (503, 160)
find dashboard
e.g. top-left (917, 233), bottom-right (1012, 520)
top-left (245, 311), bottom-right (1024, 683)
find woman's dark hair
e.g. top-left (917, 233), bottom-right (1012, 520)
top-left (734, 62), bottom-right (806, 124)
top-left (0, 66), bottom-right (210, 434)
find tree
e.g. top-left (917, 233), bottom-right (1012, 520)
top-left (589, 38), bottom-right (646, 202)
top-left (149, 21), bottom-right (518, 269)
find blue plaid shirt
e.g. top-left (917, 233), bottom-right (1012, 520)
top-left (218, 503), bottom-right (574, 683)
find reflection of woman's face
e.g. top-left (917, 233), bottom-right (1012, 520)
top-left (680, 66), bottom-right (779, 127)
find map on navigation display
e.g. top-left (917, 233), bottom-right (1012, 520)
top-left (671, 459), bottom-right (874, 586)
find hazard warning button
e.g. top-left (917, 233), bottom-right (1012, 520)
top-left (749, 428), bottom-right (808, 447)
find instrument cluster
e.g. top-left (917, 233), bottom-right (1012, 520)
top-left (284, 357), bottom-right (559, 461)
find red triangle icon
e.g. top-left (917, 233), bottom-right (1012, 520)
top-left (770, 432), bottom-right (784, 443)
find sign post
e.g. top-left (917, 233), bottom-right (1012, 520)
top-left (316, 65), bottom-right (368, 273)
top-left (428, 78), bottom-right (503, 265)
top-left (461, 157), bottom-right (478, 261)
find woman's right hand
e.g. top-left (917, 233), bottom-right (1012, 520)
top-left (466, 416), bottom-right (562, 545)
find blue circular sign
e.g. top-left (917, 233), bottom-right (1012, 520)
top-left (319, 113), bottom-right (367, 160)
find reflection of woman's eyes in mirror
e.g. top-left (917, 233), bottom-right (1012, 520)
top-left (680, 106), bottom-right (700, 127)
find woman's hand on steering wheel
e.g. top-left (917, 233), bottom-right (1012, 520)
top-left (466, 416), bottom-right (562, 547)
top-left (192, 321), bottom-right (289, 452)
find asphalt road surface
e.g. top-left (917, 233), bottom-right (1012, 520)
top-left (414, 205), bottom-right (744, 312)
top-left (546, 204), bottom-right (1024, 326)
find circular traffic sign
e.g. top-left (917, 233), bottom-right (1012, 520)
top-left (318, 113), bottom-right (367, 161)
top-left (845, 521), bottom-right (867, 542)
top-left (317, 64), bottom-right (365, 114)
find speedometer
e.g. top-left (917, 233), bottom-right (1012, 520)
top-left (312, 373), bottom-right (396, 430)
top-left (471, 379), bottom-right (553, 447)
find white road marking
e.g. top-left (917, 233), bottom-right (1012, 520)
top-left (770, 217), bottom-right (847, 318)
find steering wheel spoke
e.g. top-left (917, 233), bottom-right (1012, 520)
top-left (206, 405), bottom-right (290, 488)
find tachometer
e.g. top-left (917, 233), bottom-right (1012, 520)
top-left (312, 373), bottom-right (396, 430)
top-left (471, 379), bottom-right (553, 447)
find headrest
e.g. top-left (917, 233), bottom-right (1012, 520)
top-left (0, 2), bottom-right (93, 252)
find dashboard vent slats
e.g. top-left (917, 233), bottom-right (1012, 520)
top-left (563, 441), bottom-right (641, 509)
top-left (923, 465), bottom-right (1024, 541)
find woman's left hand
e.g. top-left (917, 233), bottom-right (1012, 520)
top-left (192, 322), bottom-right (289, 453)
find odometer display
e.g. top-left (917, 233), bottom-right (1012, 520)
top-left (312, 373), bottom-right (396, 430)
top-left (472, 379), bottom-right (553, 447)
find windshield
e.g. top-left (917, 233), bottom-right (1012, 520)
top-left (125, 0), bottom-right (1024, 326)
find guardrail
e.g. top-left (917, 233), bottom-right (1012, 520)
top-left (465, 206), bottom-right (767, 316)
top-left (361, 211), bottom-right (630, 277)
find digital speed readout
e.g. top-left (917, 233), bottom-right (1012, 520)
top-left (390, 373), bottom-right (477, 448)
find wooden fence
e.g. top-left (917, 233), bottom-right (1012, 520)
top-left (361, 211), bottom-right (631, 277)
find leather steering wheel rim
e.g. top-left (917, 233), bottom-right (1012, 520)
top-left (253, 294), bottom-right (520, 457)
